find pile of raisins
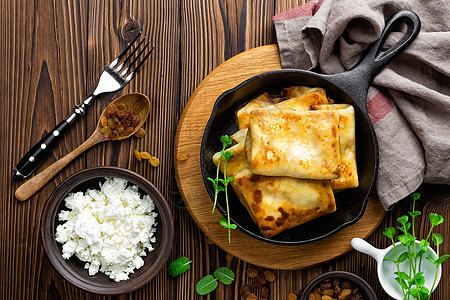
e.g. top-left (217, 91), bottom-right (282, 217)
top-left (308, 278), bottom-right (364, 300)
top-left (100, 102), bottom-right (145, 140)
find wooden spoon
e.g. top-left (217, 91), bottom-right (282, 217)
top-left (15, 93), bottom-right (151, 201)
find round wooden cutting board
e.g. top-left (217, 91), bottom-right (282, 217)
top-left (174, 45), bottom-right (386, 270)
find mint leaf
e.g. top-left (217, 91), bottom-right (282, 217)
top-left (168, 257), bottom-right (192, 277)
top-left (384, 257), bottom-right (397, 264)
top-left (410, 193), bottom-right (421, 201)
top-left (414, 250), bottom-right (425, 259)
top-left (398, 235), bottom-right (410, 246)
top-left (435, 254), bottom-right (450, 264)
top-left (420, 239), bottom-right (430, 252)
top-left (196, 275), bottom-right (218, 295)
top-left (409, 272), bottom-right (425, 286)
top-left (432, 233), bottom-right (443, 246)
top-left (430, 213), bottom-right (444, 226)
top-left (214, 267), bottom-right (235, 285)
top-left (383, 227), bottom-right (396, 239)
top-left (220, 135), bottom-right (232, 147)
top-left (395, 277), bottom-right (408, 289)
top-left (398, 251), bottom-right (409, 263)
top-left (426, 257), bottom-right (436, 265)
top-left (396, 222), bottom-right (411, 232)
top-left (397, 215), bottom-right (409, 226)
top-left (409, 287), bottom-right (422, 296)
top-left (395, 271), bottom-right (409, 281)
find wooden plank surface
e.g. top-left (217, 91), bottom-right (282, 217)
top-left (1, 0), bottom-right (448, 299)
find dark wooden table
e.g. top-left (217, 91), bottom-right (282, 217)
top-left (1, 0), bottom-right (448, 299)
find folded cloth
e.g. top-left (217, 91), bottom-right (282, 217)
top-left (273, 0), bottom-right (450, 210)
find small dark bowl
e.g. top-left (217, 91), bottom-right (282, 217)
top-left (299, 271), bottom-right (377, 300)
top-left (41, 167), bottom-right (174, 295)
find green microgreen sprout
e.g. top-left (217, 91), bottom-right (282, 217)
top-left (207, 135), bottom-right (236, 243)
top-left (383, 193), bottom-right (449, 300)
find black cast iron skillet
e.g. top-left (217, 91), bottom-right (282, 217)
top-left (201, 10), bottom-right (421, 245)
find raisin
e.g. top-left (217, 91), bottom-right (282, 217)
top-left (123, 126), bottom-right (134, 136)
top-left (149, 156), bottom-right (160, 167)
top-left (117, 103), bottom-right (127, 111)
top-left (106, 103), bottom-right (118, 114)
top-left (342, 282), bottom-right (351, 289)
top-left (260, 286), bottom-right (269, 298)
top-left (338, 289), bottom-right (352, 299)
top-left (116, 124), bottom-right (124, 134)
top-left (140, 151), bottom-right (152, 160)
top-left (333, 278), bottom-right (340, 287)
top-left (100, 115), bottom-right (108, 127)
top-left (320, 281), bottom-right (332, 290)
top-left (115, 109), bottom-right (126, 119)
top-left (110, 130), bottom-right (119, 140)
top-left (130, 113), bottom-right (140, 127)
top-left (250, 280), bottom-right (262, 290)
top-left (263, 270), bottom-right (276, 282)
top-left (240, 285), bottom-right (251, 297)
top-left (134, 150), bottom-right (142, 161)
top-left (245, 293), bottom-right (257, 300)
top-left (287, 292), bottom-right (298, 300)
top-left (177, 151), bottom-right (190, 161)
top-left (107, 118), bottom-right (116, 129)
top-left (256, 273), bottom-right (266, 284)
top-left (135, 128), bottom-right (146, 138)
top-left (308, 293), bottom-right (321, 300)
top-left (246, 268), bottom-right (258, 278)
top-left (101, 126), bottom-right (111, 134)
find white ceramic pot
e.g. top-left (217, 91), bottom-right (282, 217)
top-left (351, 238), bottom-right (441, 300)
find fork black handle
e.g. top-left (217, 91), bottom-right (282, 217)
top-left (12, 94), bottom-right (95, 181)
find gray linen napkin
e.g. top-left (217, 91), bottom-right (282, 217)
top-left (273, 0), bottom-right (450, 210)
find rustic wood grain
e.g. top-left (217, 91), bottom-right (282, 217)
top-left (1, 0), bottom-right (448, 299)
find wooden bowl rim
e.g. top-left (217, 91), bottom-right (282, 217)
top-left (40, 166), bottom-right (174, 295)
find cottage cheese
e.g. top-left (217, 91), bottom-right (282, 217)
top-left (55, 177), bottom-right (158, 282)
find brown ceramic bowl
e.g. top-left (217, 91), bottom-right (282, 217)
top-left (299, 271), bottom-right (377, 300)
top-left (41, 166), bottom-right (174, 295)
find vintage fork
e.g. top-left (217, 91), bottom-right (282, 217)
top-left (12, 31), bottom-right (154, 181)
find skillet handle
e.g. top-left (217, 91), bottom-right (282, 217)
top-left (356, 10), bottom-right (421, 79)
top-left (327, 10), bottom-right (421, 115)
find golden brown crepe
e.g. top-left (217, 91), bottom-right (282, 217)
top-left (236, 88), bottom-right (331, 130)
top-left (230, 129), bottom-right (248, 144)
top-left (213, 140), bottom-right (336, 238)
top-left (283, 86), bottom-right (325, 98)
top-left (246, 109), bottom-right (341, 179)
top-left (235, 93), bottom-right (273, 130)
top-left (273, 87), bottom-right (330, 111)
top-left (311, 104), bottom-right (359, 191)
top-left (233, 168), bottom-right (336, 238)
